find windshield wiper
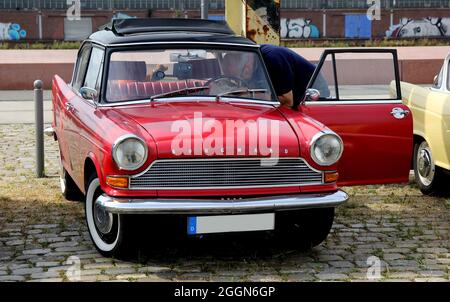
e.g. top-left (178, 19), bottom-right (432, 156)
top-left (150, 86), bottom-right (210, 101)
top-left (216, 89), bottom-right (268, 100)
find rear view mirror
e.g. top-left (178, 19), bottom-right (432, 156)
top-left (170, 50), bottom-right (208, 62)
top-left (80, 87), bottom-right (98, 101)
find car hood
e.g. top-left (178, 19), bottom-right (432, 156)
top-left (113, 100), bottom-right (301, 159)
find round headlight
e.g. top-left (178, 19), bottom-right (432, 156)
top-left (112, 135), bottom-right (148, 171)
top-left (310, 131), bottom-right (343, 166)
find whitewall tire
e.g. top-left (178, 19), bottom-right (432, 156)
top-left (85, 177), bottom-right (129, 257)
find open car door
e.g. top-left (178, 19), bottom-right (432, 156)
top-left (301, 49), bottom-right (413, 186)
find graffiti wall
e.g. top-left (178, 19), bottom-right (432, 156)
top-left (281, 18), bottom-right (320, 39)
top-left (0, 22), bottom-right (27, 40)
top-left (386, 17), bottom-right (450, 38)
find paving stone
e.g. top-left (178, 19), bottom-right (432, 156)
top-left (386, 271), bottom-right (417, 279)
top-left (135, 275), bottom-right (172, 282)
top-left (80, 269), bottom-right (102, 276)
top-left (22, 249), bottom-right (51, 255)
top-left (5, 239), bottom-right (25, 246)
top-left (12, 267), bottom-right (43, 275)
top-left (31, 278), bottom-right (64, 282)
top-left (31, 224), bottom-right (59, 229)
top-left (0, 275), bottom-right (26, 281)
top-left (60, 231), bottom-right (79, 237)
top-left (418, 270), bottom-right (446, 277)
top-left (83, 263), bottom-right (116, 270)
top-left (30, 271), bottom-right (61, 279)
top-left (35, 261), bottom-right (61, 267)
top-left (78, 275), bottom-right (111, 282)
top-left (414, 277), bottom-right (449, 282)
top-left (417, 247), bottom-right (448, 254)
top-left (137, 266), bottom-right (172, 274)
top-left (48, 241), bottom-right (78, 248)
top-left (116, 274), bottom-right (148, 280)
top-left (383, 253), bottom-right (405, 261)
top-left (285, 274), bottom-right (316, 282)
top-left (315, 273), bottom-right (349, 281)
top-left (317, 255), bottom-right (344, 261)
top-left (102, 268), bottom-right (137, 275)
top-left (329, 261), bottom-right (354, 268)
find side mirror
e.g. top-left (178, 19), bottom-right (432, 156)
top-left (80, 87), bottom-right (98, 101)
top-left (433, 75), bottom-right (439, 86)
top-left (302, 88), bottom-right (321, 104)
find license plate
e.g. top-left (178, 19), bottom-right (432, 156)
top-left (187, 213), bottom-right (275, 235)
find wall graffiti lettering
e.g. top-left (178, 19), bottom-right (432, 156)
top-left (281, 18), bottom-right (320, 39)
top-left (386, 17), bottom-right (450, 38)
top-left (0, 22), bottom-right (27, 41)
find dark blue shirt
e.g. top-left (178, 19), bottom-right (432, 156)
top-left (260, 44), bottom-right (316, 107)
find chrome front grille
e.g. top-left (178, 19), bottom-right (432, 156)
top-left (129, 158), bottom-right (323, 190)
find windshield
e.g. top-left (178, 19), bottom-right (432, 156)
top-left (105, 48), bottom-right (276, 103)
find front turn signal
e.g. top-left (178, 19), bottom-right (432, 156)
top-left (324, 172), bottom-right (339, 183)
top-left (106, 176), bottom-right (129, 189)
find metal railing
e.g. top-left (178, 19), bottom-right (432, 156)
top-left (0, 0), bottom-right (449, 10)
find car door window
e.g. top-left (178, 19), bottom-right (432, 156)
top-left (309, 50), bottom-right (400, 102)
top-left (84, 47), bottom-right (104, 91)
top-left (72, 45), bottom-right (91, 91)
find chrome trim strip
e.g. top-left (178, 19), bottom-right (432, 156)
top-left (131, 157), bottom-right (322, 178)
top-left (129, 182), bottom-right (324, 191)
top-left (305, 100), bottom-right (403, 105)
top-left (96, 190), bottom-right (348, 215)
top-left (128, 157), bottom-right (324, 190)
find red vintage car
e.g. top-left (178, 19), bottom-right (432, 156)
top-left (47, 18), bottom-right (413, 257)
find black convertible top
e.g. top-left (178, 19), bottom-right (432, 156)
top-left (88, 18), bottom-right (256, 47)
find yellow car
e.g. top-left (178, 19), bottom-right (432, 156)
top-left (399, 54), bottom-right (450, 195)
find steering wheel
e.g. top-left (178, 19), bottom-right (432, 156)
top-left (206, 76), bottom-right (250, 94)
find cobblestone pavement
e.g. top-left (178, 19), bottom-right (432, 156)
top-left (0, 124), bottom-right (449, 282)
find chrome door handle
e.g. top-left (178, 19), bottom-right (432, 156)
top-left (65, 102), bottom-right (74, 112)
top-left (390, 107), bottom-right (410, 119)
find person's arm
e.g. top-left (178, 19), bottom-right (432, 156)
top-left (278, 90), bottom-right (294, 108)
top-left (262, 52), bottom-right (294, 108)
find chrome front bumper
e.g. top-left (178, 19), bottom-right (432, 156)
top-left (96, 190), bottom-right (348, 215)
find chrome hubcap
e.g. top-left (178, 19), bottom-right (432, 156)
top-left (93, 198), bottom-right (113, 234)
top-left (417, 142), bottom-right (435, 186)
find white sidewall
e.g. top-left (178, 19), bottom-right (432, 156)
top-left (86, 178), bottom-right (120, 252)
